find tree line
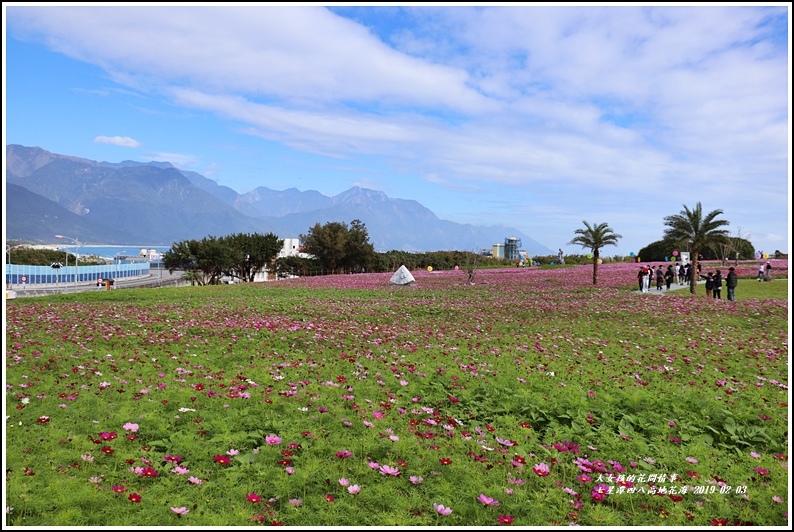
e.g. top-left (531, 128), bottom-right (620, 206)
top-left (8, 204), bottom-right (771, 295)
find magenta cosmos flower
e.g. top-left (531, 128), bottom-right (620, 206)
top-left (265, 434), bottom-right (282, 445)
top-left (533, 463), bottom-right (550, 476)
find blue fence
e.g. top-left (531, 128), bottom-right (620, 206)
top-left (6, 262), bottom-right (151, 286)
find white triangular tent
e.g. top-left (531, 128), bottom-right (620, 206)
top-left (389, 265), bottom-right (416, 286)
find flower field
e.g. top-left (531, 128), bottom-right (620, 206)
top-left (4, 261), bottom-right (790, 527)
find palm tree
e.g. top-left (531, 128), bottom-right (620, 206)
top-left (567, 221), bottom-right (622, 285)
top-left (663, 202), bottom-right (730, 294)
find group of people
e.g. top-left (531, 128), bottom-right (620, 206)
top-left (637, 262), bottom-right (744, 301)
top-left (637, 262), bottom-right (698, 293)
top-left (703, 267), bottom-right (739, 300)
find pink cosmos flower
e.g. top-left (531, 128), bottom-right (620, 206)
top-left (477, 494), bottom-right (500, 506)
top-left (285, 467), bottom-right (294, 475)
top-left (265, 434), bottom-right (282, 445)
top-left (379, 464), bottom-right (400, 476)
top-left (685, 457), bottom-right (698, 464)
top-left (188, 476), bottom-right (202, 485)
top-left (533, 463), bottom-right (550, 476)
top-left (347, 485), bottom-right (361, 495)
top-left (336, 449), bottom-right (354, 459)
top-left (338, 478), bottom-right (350, 487)
top-left (373, 410), bottom-right (384, 420)
top-left (123, 422), bottom-right (139, 432)
top-left (755, 467), bottom-right (769, 476)
top-left (750, 451), bottom-right (761, 459)
top-left (289, 498), bottom-right (303, 507)
top-left (409, 475), bottom-right (424, 484)
top-left (171, 507), bottom-right (189, 515)
top-left (434, 503), bottom-right (453, 516)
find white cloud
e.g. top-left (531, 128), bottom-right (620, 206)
top-left (93, 135), bottom-right (141, 148)
top-left (7, 4), bottom-right (789, 254)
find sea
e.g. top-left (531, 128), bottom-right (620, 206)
top-left (56, 245), bottom-right (171, 261)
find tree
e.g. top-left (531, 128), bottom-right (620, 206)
top-left (343, 220), bottom-right (377, 273)
top-left (567, 221), bottom-right (622, 285)
top-left (300, 220), bottom-right (375, 274)
top-left (223, 232), bottom-right (284, 282)
top-left (662, 202), bottom-right (730, 294)
top-left (162, 236), bottom-right (236, 285)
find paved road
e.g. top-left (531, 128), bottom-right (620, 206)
top-left (636, 279), bottom-right (705, 295)
top-left (7, 269), bottom-right (188, 298)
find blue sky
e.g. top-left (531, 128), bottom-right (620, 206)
top-left (3, 4), bottom-right (791, 257)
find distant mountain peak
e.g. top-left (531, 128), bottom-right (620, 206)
top-left (5, 144), bottom-right (555, 254)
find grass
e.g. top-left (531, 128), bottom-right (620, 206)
top-left (3, 261), bottom-right (790, 527)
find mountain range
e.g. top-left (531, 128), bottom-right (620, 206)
top-left (5, 144), bottom-right (554, 255)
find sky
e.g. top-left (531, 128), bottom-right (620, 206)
top-left (2, 3), bottom-right (791, 257)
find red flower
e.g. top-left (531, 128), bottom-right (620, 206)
top-left (439, 457), bottom-right (453, 465)
top-left (324, 494), bottom-right (335, 503)
top-left (140, 466), bottom-right (158, 477)
top-left (112, 485), bottom-right (126, 493)
top-left (128, 493), bottom-right (142, 503)
top-left (710, 518), bottom-right (730, 526)
top-left (497, 515), bottom-right (514, 525)
top-left (37, 416), bottom-right (50, 424)
top-left (485, 424), bottom-right (495, 432)
top-left (101, 446), bottom-right (115, 455)
top-left (99, 431), bottom-right (117, 441)
top-left (668, 494), bottom-right (683, 503)
top-left (213, 454), bottom-right (231, 465)
top-left (448, 396), bottom-right (460, 403)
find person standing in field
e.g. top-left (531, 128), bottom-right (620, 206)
top-left (655, 265), bottom-right (665, 291)
top-left (758, 263), bottom-right (765, 281)
top-left (726, 267), bottom-right (738, 301)
top-left (712, 269), bottom-right (723, 299)
top-left (765, 261), bottom-right (772, 280)
top-left (665, 265), bottom-right (674, 290)
top-left (705, 272), bottom-right (714, 298)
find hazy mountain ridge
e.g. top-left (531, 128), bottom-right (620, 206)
top-left (5, 144), bottom-right (554, 254)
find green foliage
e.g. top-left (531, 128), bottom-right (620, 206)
top-left (299, 219), bottom-right (376, 274)
top-left (162, 232), bottom-right (283, 284)
top-left (8, 246), bottom-right (104, 266)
